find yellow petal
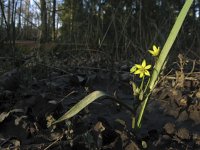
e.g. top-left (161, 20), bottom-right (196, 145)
top-left (142, 60), bottom-right (146, 67)
top-left (134, 69), bottom-right (141, 75)
top-left (152, 52), bottom-right (157, 56)
top-left (130, 66), bottom-right (137, 73)
top-left (135, 64), bottom-right (142, 69)
top-left (153, 45), bottom-right (157, 51)
top-left (139, 72), bottom-right (144, 78)
top-left (145, 64), bottom-right (151, 69)
top-left (145, 70), bottom-right (150, 76)
top-left (148, 50), bottom-right (154, 55)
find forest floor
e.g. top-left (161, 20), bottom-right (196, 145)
top-left (0, 45), bottom-right (200, 150)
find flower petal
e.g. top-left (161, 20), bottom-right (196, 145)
top-left (145, 70), bottom-right (150, 76)
top-left (145, 64), bottom-right (151, 69)
top-left (134, 69), bottom-right (141, 75)
top-left (153, 45), bottom-right (157, 51)
top-left (135, 64), bottom-right (142, 69)
top-left (130, 66), bottom-right (137, 73)
top-left (148, 50), bottom-right (154, 55)
top-left (142, 60), bottom-right (146, 67)
top-left (139, 72), bottom-right (144, 78)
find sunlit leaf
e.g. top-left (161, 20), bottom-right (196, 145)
top-left (52, 91), bottom-right (134, 125)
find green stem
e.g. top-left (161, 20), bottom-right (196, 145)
top-left (137, 92), bottom-right (151, 128)
top-left (143, 78), bottom-right (150, 94)
top-left (140, 76), bottom-right (144, 91)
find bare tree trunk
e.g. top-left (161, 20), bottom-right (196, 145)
top-left (7, 0), bottom-right (11, 42)
top-left (47, 1), bottom-right (51, 41)
top-left (0, 0), bottom-right (6, 43)
top-left (11, 0), bottom-right (16, 47)
top-left (25, 0), bottom-right (30, 27)
top-left (40, 0), bottom-right (48, 43)
top-left (7, 0), bottom-right (11, 25)
top-left (198, 0), bottom-right (200, 21)
top-left (0, 0), bottom-right (4, 26)
top-left (69, 0), bottom-right (73, 42)
top-left (52, 0), bottom-right (56, 41)
top-left (18, 0), bottom-right (22, 34)
top-left (0, 0), bottom-right (11, 43)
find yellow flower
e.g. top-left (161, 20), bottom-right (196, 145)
top-left (134, 60), bottom-right (151, 78)
top-left (148, 45), bottom-right (160, 56)
top-left (130, 65), bottom-right (137, 73)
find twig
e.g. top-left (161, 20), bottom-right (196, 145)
top-left (58, 91), bottom-right (77, 103)
top-left (162, 76), bottom-right (198, 81)
top-left (44, 135), bottom-right (63, 150)
top-left (186, 60), bottom-right (196, 77)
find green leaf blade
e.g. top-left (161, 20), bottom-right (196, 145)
top-left (52, 91), bottom-right (109, 124)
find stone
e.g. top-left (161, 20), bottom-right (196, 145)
top-left (163, 122), bottom-right (176, 135)
top-left (176, 128), bottom-right (190, 140)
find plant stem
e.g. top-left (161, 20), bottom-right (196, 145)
top-left (144, 78), bottom-right (150, 94)
top-left (140, 76), bottom-right (144, 91)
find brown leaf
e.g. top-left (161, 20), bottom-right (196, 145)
top-left (93, 121), bottom-right (105, 133)
top-left (0, 112), bottom-right (10, 123)
top-left (0, 109), bottom-right (23, 123)
top-left (175, 71), bottom-right (185, 89)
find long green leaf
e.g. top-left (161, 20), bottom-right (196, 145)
top-left (52, 91), bottom-right (134, 124)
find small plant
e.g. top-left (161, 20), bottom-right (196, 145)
top-left (51, 0), bottom-right (193, 130)
top-left (135, 0), bottom-right (194, 128)
top-left (130, 45), bottom-right (160, 128)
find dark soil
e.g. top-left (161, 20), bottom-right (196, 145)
top-left (0, 54), bottom-right (200, 150)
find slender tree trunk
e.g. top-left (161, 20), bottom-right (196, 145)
top-left (69, 0), bottom-right (73, 41)
top-left (0, 0), bottom-right (11, 43)
top-left (18, 0), bottom-right (22, 34)
top-left (8, 0), bottom-right (11, 25)
top-left (11, 0), bottom-right (16, 46)
top-left (52, 0), bottom-right (56, 41)
top-left (0, 0), bottom-right (6, 43)
top-left (0, 0), bottom-right (4, 26)
top-left (47, 1), bottom-right (51, 41)
top-left (40, 0), bottom-right (48, 43)
top-left (198, 0), bottom-right (200, 21)
top-left (7, 0), bottom-right (11, 42)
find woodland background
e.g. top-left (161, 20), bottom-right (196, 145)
top-left (0, 0), bottom-right (200, 62)
top-left (0, 1), bottom-right (200, 149)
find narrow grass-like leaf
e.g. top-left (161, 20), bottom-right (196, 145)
top-left (52, 91), bottom-right (134, 124)
top-left (137, 0), bottom-right (194, 128)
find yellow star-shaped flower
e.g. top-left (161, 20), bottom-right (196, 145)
top-left (134, 60), bottom-right (151, 78)
top-left (148, 45), bottom-right (160, 57)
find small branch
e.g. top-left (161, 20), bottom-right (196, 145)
top-left (44, 135), bottom-right (63, 150)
